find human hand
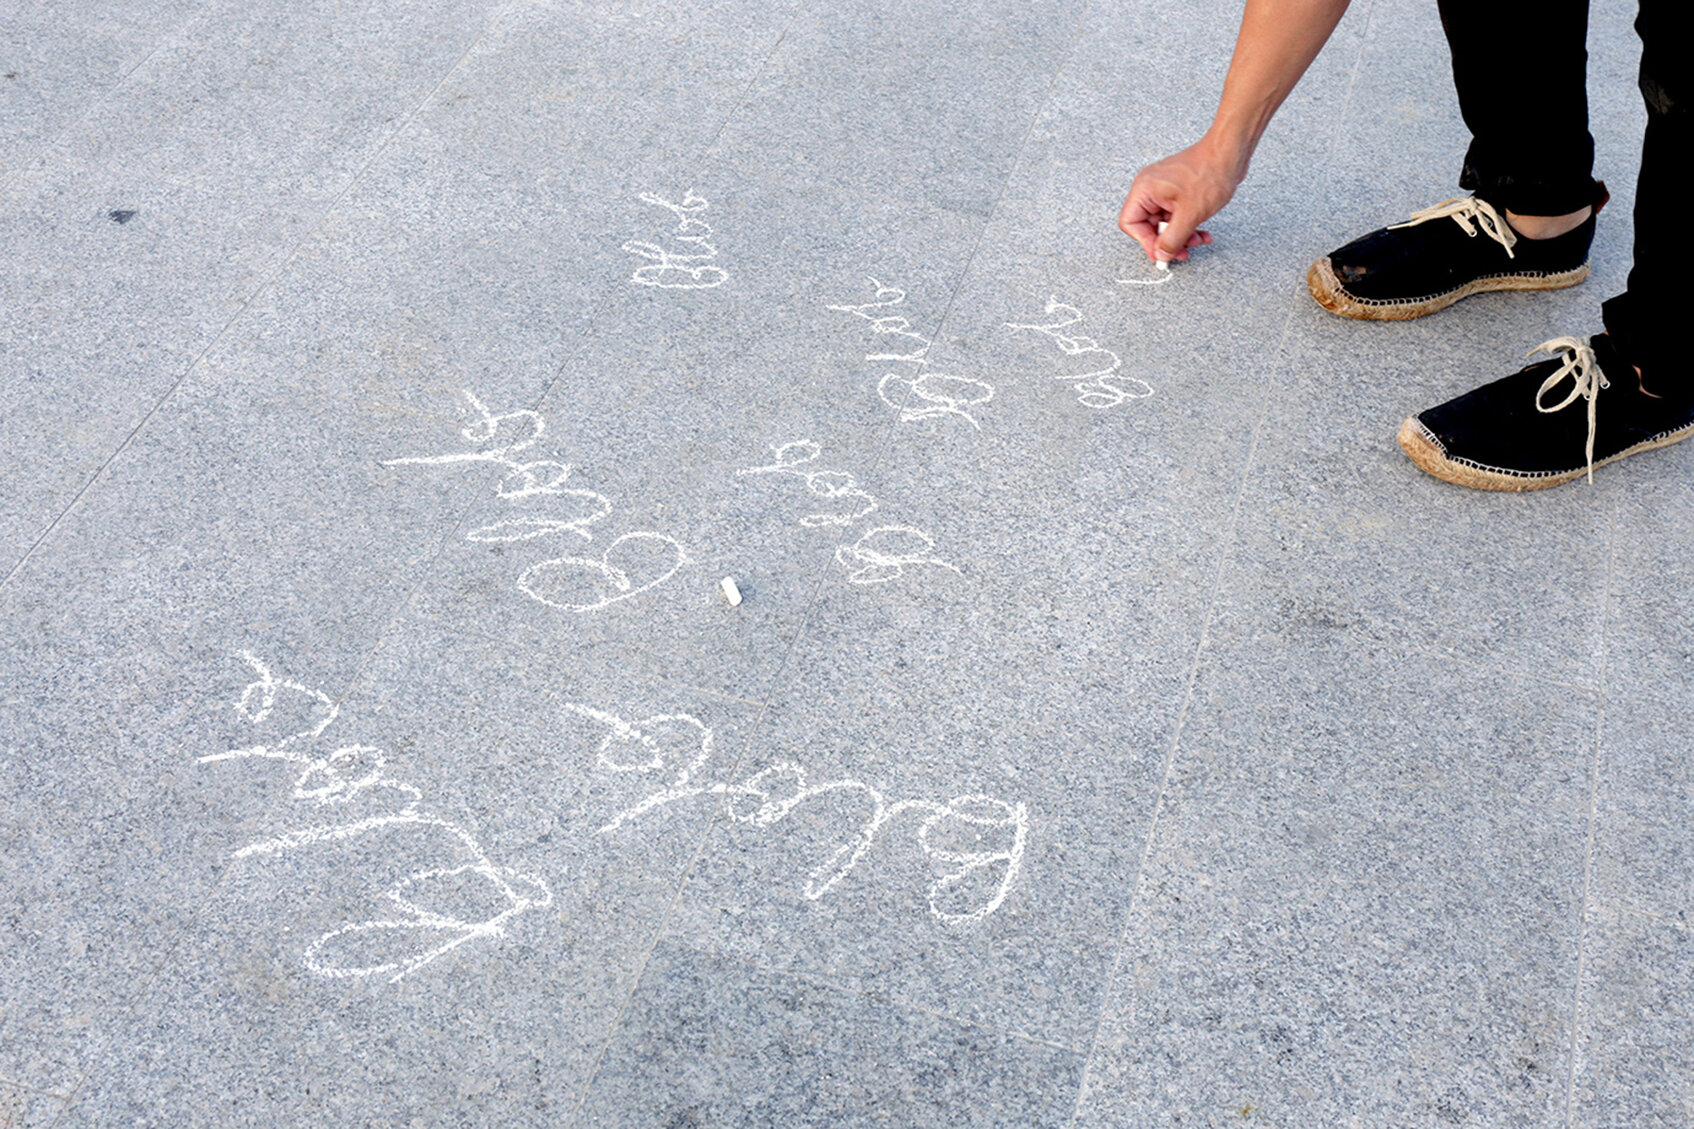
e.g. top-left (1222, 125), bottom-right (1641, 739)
top-left (1118, 140), bottom-right (1246, 263)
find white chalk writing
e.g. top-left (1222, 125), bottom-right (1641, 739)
top-left (202, 654), bottom-right (552, 982)
top-left (829, 278), bottom-right (993, 429)
top-left (623, 191), bottom-right (727, 289)
top-left (737, 439), bottom-right (963, 586)
top-left (517, 531), bottom-right (689, 613)
top-left (736, 440), bottom-right (878, 528)
top-left (1005, 297), bottom-right (1154, 408)
top-left (383, 390), bottom-right (687, 614)
top-left (569, 703), bottom-right (1027, 923)
top-left (834, 525), bottom-right (962, 585)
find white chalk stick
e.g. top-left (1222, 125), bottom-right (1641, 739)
top-left (719, 576), bottom-right (742, 606)
top-left (1156, 221), bottom-right (1170, 271)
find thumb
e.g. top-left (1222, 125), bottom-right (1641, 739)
top-left (1155, 214), bottom-right (1198, 261)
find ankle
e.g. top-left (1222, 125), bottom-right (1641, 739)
top-left (1505, 206), bottom-right (1591, 240)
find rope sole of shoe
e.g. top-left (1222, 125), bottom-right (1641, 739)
top-left (1307, 256), bottom-right (1591, 322)
top-left (1397, 415), bottom-right (1694, 491)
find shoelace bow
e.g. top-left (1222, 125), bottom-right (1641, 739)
top-left (1531, 336), bottom-right (1610, 483)
top-left (1389, 196), bottom-right (1518, 259)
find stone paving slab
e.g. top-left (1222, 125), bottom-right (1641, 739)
top-left (1073, 639), bottom-right (1598, 1129)
top-left (60, 614), bottom-right (768, 1125)
top-left (1589, 690), bottom-right (1693, 926)
top-left (212, 0), bottom-right (801, 418)
top-left (0, 0), bottom-right (502, 567)
top-left (575, 940), bottom-right (1085, 1129)
top-left (1607, 479), bottom-right (1694, 699)
top-left (1569, 909), bottom-right (1693, 1129)
top-left (0, 1080), bottom-right (67, 1129)
top-left (2, 0), bottom-right (1689, 1125)
top-left (701, 1), bottom-right (1084, 217)
top-left (0, 0), bottom-right (205, 168)
top-left (0, 374), bottom-right (486, 1090)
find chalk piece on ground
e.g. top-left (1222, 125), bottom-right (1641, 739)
top-left (720, 576), bottom-right (743, 606)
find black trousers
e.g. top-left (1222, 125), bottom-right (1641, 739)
top-left (1437, 0), bottom-right (1689, 379)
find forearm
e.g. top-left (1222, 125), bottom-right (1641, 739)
top-left (1200, 0), bottom-right (1353, 176)
top-left (1118, 0), bottom-right (1352, 259)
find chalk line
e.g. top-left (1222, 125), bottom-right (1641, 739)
top-left (830, 277), bottom-right (993, 429)
top-left (382, 390), bottom-right (610, 515)
top-left (564, 703), bottom-right (714, 784)
top-left (877, 372), bottom-right (993, 431)
top-left (517, 531), bottom-right (690, 613)
top-left (466, 510), bottom-right (610, 543)
top-left (624, 191), bottom-right (728, 289)
top-left (834, 525), bottom-right (962, 585)
top-left (1005, 296), bottom-right (1154, 409)
top-left (737, 440), bottom-right (878, 528)
top-left (384, 389), bottom-right (686, 614)
top-left (827, 279), bottom-right (934, 365)
top-left (204, 654), bottom-right (552, 982)
top-left (571, 703), bottom-right (1026, 923)
top-left (736, 442), bottom-right (963, 587)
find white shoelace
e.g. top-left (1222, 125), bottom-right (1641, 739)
top-left (1531, 336), bottom-right (1609, 482)
top-left (1389, 196), bottom-right (1518, 259)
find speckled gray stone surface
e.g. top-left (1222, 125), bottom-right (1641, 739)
top-left (1069, 638), bottom-right (1597, 1129)
top-left (0, 0), bottom-right (203, 169)
top-left (1569, 910), bottom-right (1693, 1129)
top-left (0, 0), bottom-right (503, 567)
top-left (0, 1081), bottom-right (66, 1129)
top-left (3, 0), bottom-right (1688, 1125)
top-left (576, 941), bottom-right (1085, 1128)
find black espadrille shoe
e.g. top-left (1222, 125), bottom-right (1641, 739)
top-left (1398, 334), bottom-right (1694, 491)
top-left (1308, 182), bottom-right (1607, 321)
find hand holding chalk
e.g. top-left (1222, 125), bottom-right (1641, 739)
top-left (1117, 143), bottom-right (1230, 264)
top-left (1118, 223), bottom-right (1176, 286)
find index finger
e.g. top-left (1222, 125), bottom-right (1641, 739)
top-left (1155, 204), bottom-right (1209, 262)
top-left (1118, 189), bottom-right (1172, 260)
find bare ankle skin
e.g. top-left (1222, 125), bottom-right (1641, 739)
top-left (1505, 206), bottom-right (1591, 240)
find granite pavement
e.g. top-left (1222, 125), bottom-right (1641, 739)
top-left (1, 1), bottom-right (1687, 1125)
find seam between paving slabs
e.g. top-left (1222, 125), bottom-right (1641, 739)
top-left (537, 12), bottom-right (839, 1128)
top-left (0, 0), bottom-right (217, 201)
top-left (42, 549), bottom-right (464, 1126)
top-left (33, 7), bottom-right (530, 1125)
top-left (0, 0), bottom-right (520, 594)
top-left (0, 1074), bottom-right (70, 1102)
top-left (48, 100), bottom-right (718, 1104)
top-left (1421, 648), bottom-right (1600, 696)
top-left (304, 30), bottom-right (833, 1116)
top-left (870, 1), bottom-right (1092, 472)
top-left (1563, 492), bottom-right (1619, 1129)
top-left (560, 7), bottom-right (1095, 1124)
top-left (1063, 0), bottom-right (1381, 1123)
top-left (1062, 279), bottom-right (1302, 1129)
top-left (40, 635), bottom-right (377, 1129)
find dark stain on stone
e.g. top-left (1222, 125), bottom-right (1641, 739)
top-left (1433, 1087), bottom-right (1467, 1124)
top-left (109, 210), bottom-right (137, 224)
